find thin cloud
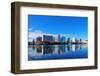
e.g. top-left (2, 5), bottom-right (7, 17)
top-left (28, 30), bottom-right (45, 42)
top-left (28, 27), bottom-right (34, 32)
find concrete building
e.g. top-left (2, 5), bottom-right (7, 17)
top-left (36, 36), bottom-right (42, 44)
top-left (54, 35), bottom-right (59, 42)
top-left (36, 36), bottom-right (42, 42)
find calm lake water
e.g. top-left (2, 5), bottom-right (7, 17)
top-left (28, 44), bottom-right (88, 61)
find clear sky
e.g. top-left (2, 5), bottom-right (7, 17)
top-left (28, 15), bottom-right (88, 40)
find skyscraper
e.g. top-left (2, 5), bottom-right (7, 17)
top-left (60, 35), bottom-right (66, 42)
top-left (43, 35), bottom-right (54, 42)
top-left (67, 37), bottom-right (71, 44)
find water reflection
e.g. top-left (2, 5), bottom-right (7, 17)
top-left (29, 44), bottom-right (88, 60)
top-left (29, 44), bottom-right (87, 57)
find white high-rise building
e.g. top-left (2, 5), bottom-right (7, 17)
top-left (72, 37), bottom-right (76, 43)
top-left (54, 35), bottom-right (59, 42)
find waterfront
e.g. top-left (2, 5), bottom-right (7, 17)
top-left (28, 44), bottom-right (88, 61)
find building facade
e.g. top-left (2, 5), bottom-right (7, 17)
top-left (43, 35), bottom-right (54, 42)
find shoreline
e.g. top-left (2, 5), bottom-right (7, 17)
top-left (28, 42), bottom-right (87, 45)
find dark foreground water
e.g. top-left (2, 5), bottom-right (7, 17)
top-left (28, 44), bottom-right (88, 61)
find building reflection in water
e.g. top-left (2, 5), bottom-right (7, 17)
top-left (31, 44), bottom-right (83, 56)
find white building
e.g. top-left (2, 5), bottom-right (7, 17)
top-left (72, 37), bottom-right (76, 43)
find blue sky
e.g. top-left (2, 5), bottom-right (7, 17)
top-left (28, 15), bottom-right (88, 41)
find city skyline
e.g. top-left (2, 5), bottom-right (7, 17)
top-left (28, 34), bottom-right (88, 46)
top-left (28, 15), bottom-right (88, 42)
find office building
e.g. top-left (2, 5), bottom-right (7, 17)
top-left (60, 35), bottom-right (66, 42)
top-left (43, 35), bottom-right (54, 42)
top-left (67, 37), bottom-right (71, 43)
top-left (36, 36), bottom-right (42, 42)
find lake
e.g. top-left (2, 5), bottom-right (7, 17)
top-left (28, 44), bottom-right (88, 61)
